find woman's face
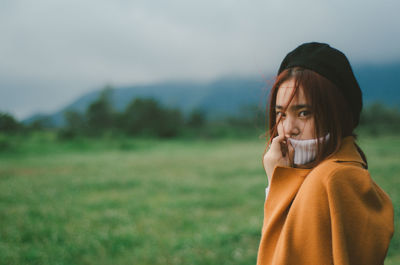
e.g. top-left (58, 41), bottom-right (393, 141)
top-left (275, 79), bottom-right (316, 140)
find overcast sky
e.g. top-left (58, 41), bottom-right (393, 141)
top-left (1, 0), bottom-right (399, 119)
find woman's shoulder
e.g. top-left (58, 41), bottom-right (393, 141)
top-left (302, 159), bottom-right (371, 193)
top-left (294, 161), bottom-right (392, 231)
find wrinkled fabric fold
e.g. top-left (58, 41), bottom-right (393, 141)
top-left (257, 136), bottom-right (394, 265)
top-left (288, 134), bottom-right (330, 165)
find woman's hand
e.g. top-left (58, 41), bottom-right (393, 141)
top-left (263, 135), bottom-right (295, 185)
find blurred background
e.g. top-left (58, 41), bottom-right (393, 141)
top-left (1, 0), bottom-right (399, 264)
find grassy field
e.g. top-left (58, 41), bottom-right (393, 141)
top-left (0, 133), bottom-right (399, 264)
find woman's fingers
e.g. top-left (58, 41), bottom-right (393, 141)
top-left (280, 140), bottom-right (288, 157)
top-left (287, 139), bottom-right (295, 166)
top-left (270, 135), bottom-right (285, 153)
top-left (263, 135), bottom-right (286, 183)
top-left (264, 135), bottom-right (284, 156)
top-left (263, 134), bottom-right (297, 183)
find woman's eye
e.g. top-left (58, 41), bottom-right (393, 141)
top-left (276, 111), bottom-right (286, 118)
top-left (299, 110), bottom-right (311, 117)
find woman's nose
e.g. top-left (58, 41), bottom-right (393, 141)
top-left (283, 116), bottom-right (299, 137)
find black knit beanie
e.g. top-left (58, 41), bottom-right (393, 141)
top-left (278, 42), bottom-right (363, 129)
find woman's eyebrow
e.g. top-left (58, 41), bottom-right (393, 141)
top-left (275, 104), bottom-right (311, 110)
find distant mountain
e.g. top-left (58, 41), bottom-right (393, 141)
top-left (23, 62), bottom-right (400, 127)
top-left (353, 61), bottom-right (400, 105)
top-left (23, 77), bottom-right (269, 127)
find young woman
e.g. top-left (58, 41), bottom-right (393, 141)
top-left (257, 42), bottom-right (394, 265)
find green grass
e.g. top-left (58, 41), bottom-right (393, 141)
top-left (0, 134), bottom-right (399, 264)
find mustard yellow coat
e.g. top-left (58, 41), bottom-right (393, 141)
top-left (256, 136), bottom-right (394, 265)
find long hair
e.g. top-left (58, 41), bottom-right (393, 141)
top-left (265, 67), bottom-right (367, 168)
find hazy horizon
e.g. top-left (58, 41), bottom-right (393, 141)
top-left (1, 0), bottom-right (400, 119)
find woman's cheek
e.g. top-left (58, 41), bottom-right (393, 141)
top-left (300, 119), bottom-right (316, 139)
top-left (277, 122), bottom-right (284, 136)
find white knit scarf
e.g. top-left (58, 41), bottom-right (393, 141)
top-left (288, 134), bottom-right (330, 165)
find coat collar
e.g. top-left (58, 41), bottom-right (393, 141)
top-left (326, 136), bottom-right (367, 168)
top-left (268, 136), bottom-right (366, 194)
top-left (264, 136), bottom-right (367, 229)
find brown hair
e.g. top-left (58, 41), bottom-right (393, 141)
top-left (265, 67), bottom-right (367, 168)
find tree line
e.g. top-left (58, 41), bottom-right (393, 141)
top-left (0, 87), bottom-right (211, 139)
top-left (60, 87), bottom-right (211, 138)
top-left (1, 87), bottom-right (400, 138)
